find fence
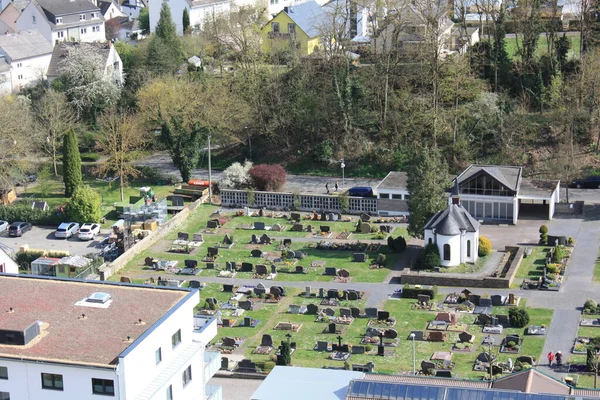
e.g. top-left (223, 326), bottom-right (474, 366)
top-left (219, 189), bottom-right (378, 214)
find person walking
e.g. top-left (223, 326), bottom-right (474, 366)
top-left (335, 181), bottom-right (339, 192)
top-left (326, 183), bottom-right (330, 194)
top-left (555, 351), bottom-right (562, 367)
top-left (547, 351), bottom-right (554, 366)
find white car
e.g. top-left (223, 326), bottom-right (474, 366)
top-left (78, 223), bottom-right (101, 240)
top-left (0, 220), bottom-right (8, 233)
top-left (55, 222), bottom-right (80, 239)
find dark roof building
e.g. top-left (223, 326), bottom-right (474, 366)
top-left (424, 203), bottom-right (480, 235)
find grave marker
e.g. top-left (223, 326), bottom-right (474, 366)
top-left (251, 249), bottom-right (263, 258)
top-left (353, 253), bottom-right (367, 262)
top-left (306, 304), bottom-right (319, 315)
top-left (254, 221), bottom-right (265, 230)
top-left (350, 307), bottom-right (361, 318)
top-left (340, 308), bottom-right (352, 317)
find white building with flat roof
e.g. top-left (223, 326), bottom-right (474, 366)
top-left (0, 274), bottom-right (221, 400)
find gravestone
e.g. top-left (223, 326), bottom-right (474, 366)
top-left (340, 308), bottom-right (352, 317)
top-left (517, 355), bottom-right (535, 365)
top-left (338, 269), bottom-right (350, 278)
top-left (292, 224), bottom-right (303, 232)
top-left (428, 331), bottom-right (446, 342)
top-left (417, 294), bottom-right (431, 305)
top-left (360, 213), bottom-right (371, 222)
top-left (306, 304), bottom-right (319, 315)
top-left (377, 345), bottom-right (385, 356)
top-left (260, 234), bottom-right (272, 244)
top-left (459, 331), bottom-right (475, 343)
top-left (360, 223), bottom-right (371, 233)
top-left (508, 293), bottom-right (516, 305)
top-left (225, 262), bottom-right (233, 272)
top-left (207, 220), bottom-right (219, 229)
top-left (291, 212), bottom-right (301, 220)
top-left (305, 286), bottom-right (311, 296)
top-left (185, 259), bottom-right (198, 269)
top-left (271, 265), bottom-right (277, 274)
top-left (384, 329), bottom-right (398, 339)
top-left (254, 221), bottom-right (265, 230)
top-left (272, 223), bottom-right (283, 232)
top-left (497, 315), bottom-right (510, 326)
top-left (295, 265), bottom-right (305, 274)
top-left (206, 297), bottom-right (218, 307)
top-left (306, 225), bottom-right (313, 233)
top-left (277, 286), bottom-right (285, 296)
top-left (421, 361), bottom-right (436, 373)
top-left (352, 345), bottom-right (366, 355)
top-left (261, 334), bottom-right (273, 347)
top-left (506, 334), bottom-right (520, 344)
top-left (317, 341), bottom-right (329, 351)
top-left (327, 289), bottom-right (340, 299)
top-left (189, 281), bottom-right (201, 289)
top-left (353, 253), bottom-right (367, 262)
top-left (286, 250), bottom-right (296, 259)
top-left (365, 308), bottom-right (378, 318)
top-left (436, 370), bottom-right (453, 378)
top-left (270, 286), bottom-right (282, 297)
top-left (250, 234), bottom-right (258, 244)
top-left (193, 233), bottom-right (203, 242)
top-left (239, 301), bottom-right (253, 311)
top-left (207, 247), bottom-right (219, 257)
top-left (377, 311), bottom-right (390, 321)
top-left (341, 344), bottom-right (349, 353)
top-left (320, 226), bottom-right (331, 233)
top-left (409, 331), bottom-right (424, 341)
top-left (319, 288), bottom-right (325, 298)
top-left (205, 262), bottom-right (215, 269)
top-left (324, 267), bottom-right (337, 276)
top-left (351, 307), bottom-right (361, 318)
top-left (251, 249), bottom-right (263, 258)
top-left (347, 291), bottom-right (359, 301)
top-left (257, 282), bottom-right (266, 290)
top-left (223, 234), bottom-right (233, 245)
top-left (328, 323), bottom-right (337, 334)
top-left (221, 357), bottom-right (229, 370)
top-left (241, 262), bottom-right (253, 272)
top-left (254, 287), bottom-right (265, 296)
top-left (366, 327), bottom-right (382, 337)
top-left (283, 239), bottom-right (292, 247)
top-left (491, 295), bottom-right (503, 306)
top-left (323, 308), bottom-right (335, 316)
top-left (469, 294), bottom-right (481, 305)
top-left (222, 337), bottom-right (236, 346)
top-left (255, 265), bottom-right (268, 275)
top-left (479, 297), bottom-right (492, 307)
top-left (178, 232), bottom-right (189, 241)
top-left (223, 284), bottom-right (234, 292)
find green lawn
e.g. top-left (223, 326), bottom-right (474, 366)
top-left (512, 246), bottom-right (550, 288)
top-left (505, 35), bottom-right (580, 60)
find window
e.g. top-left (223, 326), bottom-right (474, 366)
top-left (428, 238), bottom-right (432, 245)
top-left (16, 63), bottom-right (22, 68)
top-left (182, 365), bottom-right (192, 387)
top-left (403, 195), bottom-right (410, 200)
top-left (56, 17), bottom-right (63, 24)
top-left (32, 15), bottom-right (36, 24)
top-left (443, 244), bottom-right (451, 261)
top-left (92, 25), bottom-right (100, 32)
top-left (391, 194), bottom-right (402, 200)
top-left (171, 329), bottom-right (181, 348)
top-left (17, 75), bottom-right (23, 80)
top-left (91, 12), bottom-right (97, 19)
top-left (57, 31), bottom-right (64, 38)
top-left (80, 14), bottom-right (86, 20)
top-left (166, 385), bottom-right (173, 400)
top-left (467, 240), bottom-right (471, 257)
top-left (0, 391), bottom-right (9, 400)
top-left (41, 373), bottom-right (63, 391)
top-left (92, 378), bottom-right (115, 396)
top-left (155, 347), bottom-right (162, 364)
top-left (58, 265), bottom-right (65, 274)
top-left (81, 28), bottom-right (87, 34)
top-left (288, 23), bottom-right (295, 35)
top-left (0, 366), bottom-right (7, 379)
top-left (271, 22), bottom-right (280, 33)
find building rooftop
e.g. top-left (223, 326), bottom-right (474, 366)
top-left (0, 275), bottom-right (190, 367)
top-left (519, 178), bottom-right (560, 198)
top-left (36, 0), bottom-right (100, 16)
top-left (457, 164), bottom-right (523, 192)
top-left (281, 1), bottom-right (326, 38)
top-left (47, 41), bottom-right (112, 77)
top-left (0, 30), bottom-right (52, 60)
top-left (424, 203), bottom-right (480, 235)
top-left (376, 172), bottom-right (408, 191)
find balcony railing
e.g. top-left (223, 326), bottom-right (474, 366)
top-left (204, 351), bottom-right (221, 382)
top-left (205, 384), bottom-right (222, 400)
top-left (268, 32), bottom-right (293, 40)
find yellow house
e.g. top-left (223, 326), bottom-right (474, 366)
top-left (261, 1), bottom-right (326, 56)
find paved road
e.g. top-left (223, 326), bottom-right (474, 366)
top-left (0, 226), bottom-right (107, 257)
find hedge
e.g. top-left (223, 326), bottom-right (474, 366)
top-left (401, 284), bottom-right (438, 299)
top-left (0, 205), bottom-right (67, 226)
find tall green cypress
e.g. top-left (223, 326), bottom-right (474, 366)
top-left (182, 8), bottom-right (190, 34)
top-left (156, 2), bottom-right (178, 42)
top-left (63, 129), bottom-right (82, 198)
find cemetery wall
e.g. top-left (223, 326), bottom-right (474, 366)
top-left (99, 198), bottom-right (203, 280)
top-left (219, 189), bottom-right (379, 214)
top-left (400, 246), bottom-right (524, 289)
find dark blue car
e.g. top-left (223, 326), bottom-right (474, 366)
top-left (570, 176), bottom-right (600, 189)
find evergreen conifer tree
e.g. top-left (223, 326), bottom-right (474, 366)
top-left (62, 129), bottom-right (82, 197)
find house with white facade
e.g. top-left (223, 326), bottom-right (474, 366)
top-left (0, 248), bottom-right (17, 274)
top-left (374, 171), bottom-right (409, 217)
top-left (16, 0), bottom-right (106, 44)
top-left (149, 0), bottom-right (231, 35)
top-left (121, 0), bottom-right (147, 19)
top-left (46, 41), bottom-right (124, 84)
top-left (0, 30), bottom-right (53, 93)
top-left (0, 274), bottom-right (222, 400)
top-left (99, 0), bottom-right (126, 20)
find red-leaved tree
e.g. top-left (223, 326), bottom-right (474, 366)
top-left (249, 164), bottom-right (287, 191)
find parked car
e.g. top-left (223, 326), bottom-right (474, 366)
top-left (570, 176), bottom-right (600, 189)
top-left (8, 222), bottom-right (32, 237)
top-left (348, 186), bottom-right (374, 197)
top-left (78, 223), bottom-right (101, 240)
top-left (0, 220), bottom-right (8, 233)
top-left (55, 222), bottom-right (80, 239)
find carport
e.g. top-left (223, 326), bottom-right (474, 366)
top-left (517, 179), bottom-right (560, 221)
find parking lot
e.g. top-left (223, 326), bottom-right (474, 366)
top-left (0, 226), bottom-right (107, 256)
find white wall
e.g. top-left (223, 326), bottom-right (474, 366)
top-left (8, 53), bottom-right (51, 92)
top-left (119, 291), bottom-right (205, 399)
top-left (436, 233), bottom-right (461, 267)
top-left (0, 249), bottom-right (17, 273)
top-left (0, 359), bottom-right (119, 400)
top-left (104, 45), bottom-right (124, 84)
top-left (16, 3), bottom-right (52, 43)
top-left (189, 2), bottom-right (230, 31)
top-left (103, 2), bottom-right (126, 19)
top-left (462, 231), bottom-right (478, 264)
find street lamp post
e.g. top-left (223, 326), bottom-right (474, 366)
top-left (410, 333), bottom-right (416, 375)
top-left (340, 159), bottom-right (345, 188)
top-left (207, 134), bottom-right (212, 205)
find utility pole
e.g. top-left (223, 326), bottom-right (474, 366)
top-left (208, 134), bottom-right (212, 205)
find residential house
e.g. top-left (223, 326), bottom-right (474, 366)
top-left (0, 30), bottom-right (53, 93)
top-left (121, 0), bottom-right (147, 19)
top-left (0, 0), bottom-right (29, 13)
top-left (374, 171), bottom-right (409, 217)
top-left (148, 0), bottom-right (230, 35)
top-left (99, 0), bottom-right (126, 19)
top-left (16, 0), bottom-right (106, 44)
top-left (46, 41), bottom-right (124, 84)
top-left (261, 1), bottom-right (327, 56)
top-left (110, 15), bottom-right (145, 39)
top-left (0, 247), bottom-right (17, 273)
top-left (0, 3), bottom-right (21, 32)
top-left (0, 274), bottom-right (222, 400)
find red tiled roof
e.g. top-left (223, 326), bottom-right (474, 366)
top-left (0, 275), bottom-right (189, 367)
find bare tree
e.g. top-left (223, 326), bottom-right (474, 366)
top-left (34, 90), bottom-right (76, 176)
top-left (97, 109), bottom-right (146, 202)
top-left (0, 96), bottom-right (35, 189)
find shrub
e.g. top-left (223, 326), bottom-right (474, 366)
top-left (63, 128), bottom-right (82, 197)
top-left (373, 231), bottom-right (386, 240)
top-left (220, 161), bottom-right (253, 189)
top-left (371, 225), bottom-right (379, 233)
top-left (395, 236), bottom-right (407, 252)
top-left (376, 253), bottom-right (387, 266)
top-left (67, 185), bottom-right (102, 223)
top-left (249, 164), bottom-right (287, 191)
top-left (479, 236), bottom-right (492, 256)
top-left (539, 225), bottom-right (549, 234)
top-left (401, 284), bottom-right (438, 299)
top-left (387, 236), bottom-right (395, 251)
top-left (552, 245), bottom-right (566, 263)
top-left (422, 243), bottom-right (440, 269)
top-left (508, 307), bottom-right (530, 328)
top-left (546, 264), bottom-right (558, 274)
top-left (365, 345), bottom-right (372, 352)
top-left (584, 299), bottom-right (597, 314)
top-left (80, 152), bottom-right (101, 162)
top-left (568, 236), bottom-right (575, 246)
top-left (539, 225), bottom-right (549, 245)
top-left (507, 341), bottom-right (516, 348)
top-left (0, 205), bottom-right (66, 226)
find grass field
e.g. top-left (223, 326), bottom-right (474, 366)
top-left (504, 35), bottom-right (580, 60)
top-left (512, 246), bottom-right (550, 288)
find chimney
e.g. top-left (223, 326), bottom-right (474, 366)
top-left (451, 178), bottom-right (460, 205)
top-left (283, 6), bottom-right (289, 13)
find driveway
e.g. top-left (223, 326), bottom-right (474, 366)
top-left (0, 226), bottom-right (106, 256)
top-left (479, 219), bottom-right (543, 250)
